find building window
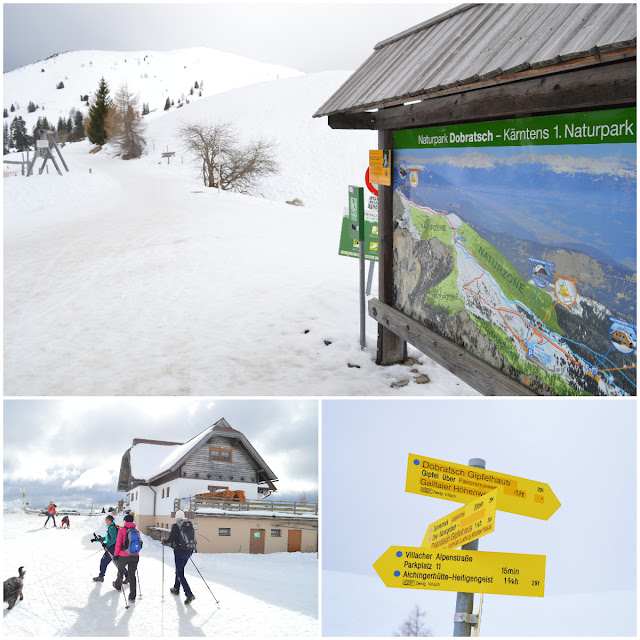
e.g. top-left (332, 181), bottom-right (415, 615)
top-left (167, 486), bottom-right (170, 497)
top-left (135, 491), bottom-right (138, 500)
top-left (271, 529), bottom-right (281, 537)
top-left (209, 447), bottom-right (232, 462)
top-left (219, 528), bottom-right (231, 536)
top-left (162, 488), bottom-right (165, 498)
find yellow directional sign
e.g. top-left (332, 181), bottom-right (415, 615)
top-left (406, 455), bottom-right (561, 520)
top-left (373, 546), bottom-right (545, 597)
top-left (423, 489), bottom-right (497, 549)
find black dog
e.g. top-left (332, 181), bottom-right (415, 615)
top-left (61, 516), bottom-right (70, 529)
top-left (4, 567), bottom-right (26, 610)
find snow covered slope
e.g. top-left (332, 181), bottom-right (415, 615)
top-left (139, 70), bottom-right (377, 208)
top-left (3, 47), bottom-right (302, 132)
top-left (4, 49), bottom-right (475, 396)
top-left (4, 141), bottom-right (476, 395)
top-left (3, 511), bottom-right (318, 636)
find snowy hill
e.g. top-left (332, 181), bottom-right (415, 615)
top-left (3, 510), bottom-right (318, 636)
top-left (3, 47), bottom-right (302, 132)
top-left (3, 48), bottom-right (476, 396)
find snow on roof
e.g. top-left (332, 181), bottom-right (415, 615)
top-left (129, 426), bottom-right (212, 482)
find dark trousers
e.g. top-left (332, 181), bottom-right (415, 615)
top-left (44, 513), bottom-right (56, 526)
top-left (173, 550), bottom-right (193, 596)
top-left (99, 546), bottom-right (128, 578)
top-left (115, 555), bottom-right (139, 598)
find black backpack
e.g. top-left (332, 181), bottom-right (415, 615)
top-left (176, 521), bottom-right (197, 551)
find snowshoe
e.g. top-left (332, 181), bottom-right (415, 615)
top-left (169, 587), bottom-right (180, 595)
top-left (122, 579), bottom-right (129, 584)
top-left (185, 594), bottom-right (195, 605)
top-left (128, 596), bottom-right (136, 603)
top-left (92, 576), bottom-right (104, 582)
top-left (112, 581), bottom-right (121, 592)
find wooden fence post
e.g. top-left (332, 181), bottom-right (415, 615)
top-left (377, 128), bottom-right (406, 365)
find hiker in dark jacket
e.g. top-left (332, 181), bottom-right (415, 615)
top-left (162, 510), bottom-right (196, 604)
top-left (113, 514), bottom-right (140, 602)
top-left (93, 514), bottom-right (128, 582)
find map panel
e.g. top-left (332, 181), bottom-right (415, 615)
top-left (393, 108), bottom-right (636, 395)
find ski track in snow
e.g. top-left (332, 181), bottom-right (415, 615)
top-left (3, 513), bottom-right (318, 636)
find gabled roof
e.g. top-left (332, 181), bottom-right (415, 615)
top-left (120, 418), bottom-right (278, 489)
top-left (314, 3), bottom-right (636, 118)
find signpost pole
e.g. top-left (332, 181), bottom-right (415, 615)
top-left (360, 240), bottom-right (366, 349)
top-left (366, 261), bottom-right (375, 296)
top-left (453, 457), bottom-right (486, 637)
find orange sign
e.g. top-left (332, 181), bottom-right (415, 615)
top-left (369, 150), bottom-right (391, 186)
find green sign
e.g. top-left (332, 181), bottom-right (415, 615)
top-left (394, 107), bottom-right (636, 149)
top-left (348, 185), bottom-right (365, 241)
top-left (339, 208), bottom-right (379, 261)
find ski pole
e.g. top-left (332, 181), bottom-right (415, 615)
top-left (114, 554), bottom-right (130, 610)
top-left (161, 538), bottom-right (165, 638)
top-left (189, 556), bottom-right (219, 604)
top-left (137, 567), bottom-right (142, 599)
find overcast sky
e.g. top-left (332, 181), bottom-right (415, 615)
top-left (322, 398), bottom-right (637, 635)
top-left (3, 398), bottom-right (318, 508)
top-left (3, 2), bottom-right (457, 73)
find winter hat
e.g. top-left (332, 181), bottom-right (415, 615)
top-left (175, 510), bottom-right (185, 519)
top-left (105, 514), bottom-right (114, 522)
top-left (124, 514), bottom-right (134, 523)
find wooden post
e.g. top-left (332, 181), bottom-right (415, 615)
top-left (376, 128), bottom-right (406, 365)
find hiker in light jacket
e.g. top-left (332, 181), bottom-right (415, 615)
top-left (113, 514), bottom-right (140, 602)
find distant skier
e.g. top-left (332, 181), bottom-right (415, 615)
top-left (43, 502), bottom-right (57, 528)
top-left (113, 514), bottom-right (141, 603)
top-left (93, 515), bottom-right (128, 583)
top-left (162, 510), bottom-right (197, 604)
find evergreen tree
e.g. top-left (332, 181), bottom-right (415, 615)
top-left (57, 116), bottom-right (66, 134)
top-left (3, 108), bottom-right (8, 118)
top-left (164, 97), bottom-right (171, 111)
top-left (194, 80), bottom-right (199, 89)
top-left (3, 122), bottom-right (10, 155)
top-left (41, 116), bottom-right (51, 132)
top-left (190, 87), bottom-right (194, 95)
top-left (72, 110), bottom-right (85, 141)
top-left (87, 77), bottom-right (112, 145)
top-left (27, 101), bottom-right (37, 113)
top-left (56, 81), bottom-right (65, 89)
top-left (33, 117), bottom-right (44, 141)
top-left (10, 116), bottom-right (29, 152)
top-left (10, 104), bottom-right (15, 112)
top-left (171, 99), bottom-right (174, 106)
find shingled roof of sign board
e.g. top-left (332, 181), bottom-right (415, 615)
top-left (313, 2), bottom-right (637, 118)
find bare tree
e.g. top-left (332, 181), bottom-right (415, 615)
top-left (393, 605), bottom-right (432, 637)
top-left (178, 119), bottom-right (278, 193)
top-left (106, 83), bottom-right (146, 159)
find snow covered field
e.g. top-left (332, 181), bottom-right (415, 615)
top-left (3, 510), bottom-right (318, 636)
top-left (4, 59), bottom-right (476, 396)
